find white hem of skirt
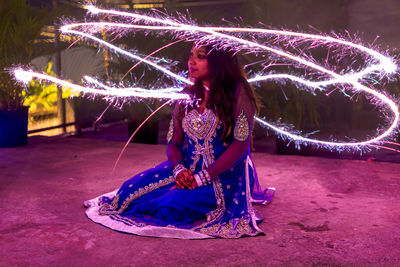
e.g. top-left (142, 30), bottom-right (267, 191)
top-left (85, 190), bottom-right (213, 239)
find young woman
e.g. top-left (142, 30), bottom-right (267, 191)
top-left (85, 45), bottom-right (275, 239)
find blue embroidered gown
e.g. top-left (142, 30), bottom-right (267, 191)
top-left (85, 85), bottom-right (274, 239)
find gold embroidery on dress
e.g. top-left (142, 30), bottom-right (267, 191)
top-left (182, 108), bottom-right (226, 226)
top-left (167, 118), bottom-right (174, 143)
top-left (182, 109), bottom-right (219, 171)
top-left (234, 110), bottom-right (249, 141)
top-left (98, 193), bottom-right (120, 213)
top-left (98, 176), bottom-right (174, 215)
top-left (198, 216), bottom-right (260, 238)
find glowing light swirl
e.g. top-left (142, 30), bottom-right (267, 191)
top-left (14, 69), bottom-right (190, 100)
top-left (14, 5), bottom-right (399, 151)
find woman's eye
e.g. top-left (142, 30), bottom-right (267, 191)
top-left (198, 54), bottom-right (206, 59)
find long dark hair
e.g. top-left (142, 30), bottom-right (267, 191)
top-left (185, 45), bottom-right (260, 142)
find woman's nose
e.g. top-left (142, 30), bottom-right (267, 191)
top-left (188, 56), bottom-right (195, 65)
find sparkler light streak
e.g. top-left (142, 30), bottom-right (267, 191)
top-left (14, 69), bottom-right (190, 100)
top-left (14, 5), bottom-right (400, 151)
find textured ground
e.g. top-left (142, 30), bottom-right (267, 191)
top-left (1, 135), bottom-right (400, 266)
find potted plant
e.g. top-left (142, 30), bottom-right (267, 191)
top-left (0, 0), bottom-right (63, 147)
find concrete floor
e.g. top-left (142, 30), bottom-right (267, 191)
top-left (1, 135), bottom-right (400, 266)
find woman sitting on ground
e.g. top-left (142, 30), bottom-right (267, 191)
top-left (85, 44), bottom-right (275, 239)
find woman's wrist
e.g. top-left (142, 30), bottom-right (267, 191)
top-left (193, 173), bottom-right (203, 187)
top-left (173, 164), bottom-right (186, 179)
top-left (194, 169), bottom-right (212, 187)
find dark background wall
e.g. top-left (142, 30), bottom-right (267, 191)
top-left (348, 0), bottom-right (400, 51)
top-left (180, 0), bottom-right (400, 49)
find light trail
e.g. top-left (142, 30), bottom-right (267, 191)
top-left (14, 69), bottom-right (190, 100)
top-left (13, 5), bottom-right (400, 151)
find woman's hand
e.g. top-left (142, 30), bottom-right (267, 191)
top-left (172, 169), bottom-right (197, 190)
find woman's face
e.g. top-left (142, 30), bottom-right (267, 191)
top-left (188, 46), bottom-right (210, 82)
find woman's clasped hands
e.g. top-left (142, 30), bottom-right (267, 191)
top-left (172, 169), bottom-right (198, 190)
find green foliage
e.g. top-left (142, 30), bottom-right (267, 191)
top-left (24, 62), bottom-right (58, 113)
top-left (24, 61), bottom-right (79, 122)
top-left (0, 0), bottom-right (69, 110)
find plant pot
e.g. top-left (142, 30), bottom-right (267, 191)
top-left (0, 106), bottom-right (29, 147)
